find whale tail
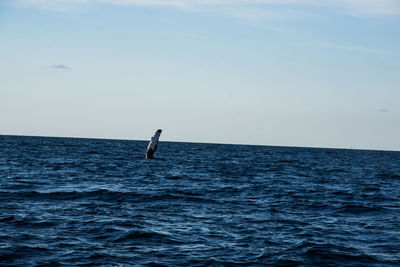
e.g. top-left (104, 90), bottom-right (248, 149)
top-left (146, 129), bottom-right (162, 159)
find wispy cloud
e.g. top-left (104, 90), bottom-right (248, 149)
top-left (296, 42), bottom-right (385, 53)
top-left (52, 64), bottom-right (71, 70)
top-left (380, 109), bottom-right (390, 112)
top-left (217, 6), bottom-right (316, 22)
top-left (18, 0), bottom-right (400, 15)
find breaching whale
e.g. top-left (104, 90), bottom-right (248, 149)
top-left (146, 129), bottom-right (162, 159)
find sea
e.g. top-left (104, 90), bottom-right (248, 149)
top-left (1, 135), bottom-right (400, 266)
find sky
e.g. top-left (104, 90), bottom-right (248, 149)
top-left (0, 0), bottom-right (399, 151)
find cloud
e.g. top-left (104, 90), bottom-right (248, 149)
top-left (296, 42), bottom-right (385, 53)
top-left (52, 64), bottom-right (71, 70)
top-left (217, 6), bottom-right (316, 22)
top-left (18, 0), bottom-right (400, 15)
top-left (380, 109), bottom-right (390, 112)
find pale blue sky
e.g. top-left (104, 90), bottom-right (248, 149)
top-left (1, 0), bottom-right (399, 150)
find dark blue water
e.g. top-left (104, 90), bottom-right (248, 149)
top-left (1, 135), bottom-right (400, 266)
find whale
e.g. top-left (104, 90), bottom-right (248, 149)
top-left (146, 129), bottom-right (162, 159)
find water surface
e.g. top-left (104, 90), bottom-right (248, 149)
top-left (1, 135), bottom-right (400, 266)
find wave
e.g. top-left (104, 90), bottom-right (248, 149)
top-left (336, 203), bottom-right (387, 214)
top-left (1, 188), bottom-right (223, 206)
top-left (111, 230), bottom-right (184, 245)
top-left (2, 189), bottom-right (143, 201)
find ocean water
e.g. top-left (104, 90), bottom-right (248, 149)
top-left (1, 135), bottom-right (400, 266)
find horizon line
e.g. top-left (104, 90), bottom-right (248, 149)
top-left (1, 133), bottom-right (398, 153)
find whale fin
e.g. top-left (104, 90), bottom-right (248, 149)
top-left (146, 129), bottom-right (162, 159)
